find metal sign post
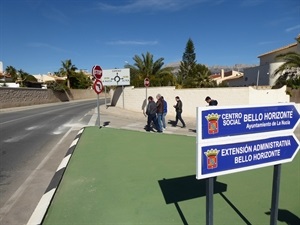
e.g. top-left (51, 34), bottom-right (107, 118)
top-left (92, 65), bottom-right (103, 128)
top-left (144, 78), bottom-right (150, 103)
top-left (270, 164), bottom-right (281, 225)
top-left (206, 177), bottom-right (214, 225)
top-left (122, 85), bottom-right (124, 109)
top-left (146, 86), bottom-right (147, 102)
top-left (97, 93), bottom-right (100, 127)
top-left (104, 86), bottom-right (107, 107)
top-left (196, 103), bottom-right (300, 225)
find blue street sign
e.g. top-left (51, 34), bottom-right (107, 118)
top-left (198, 134), bottom-right (299, 178)
top-left (199, 103), bottom-right (300, 140)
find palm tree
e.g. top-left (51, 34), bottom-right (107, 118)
top-left (59, 59), bottom-right (77, 88)
top-left (17, 69), bottom-right (36, 87)
top-left (274, 51), bottom-right (300, 76)
top-left (5, 66), bottom-right (18, 81)
top-left (125, 52), bottom-right (174, 87)
top-left (193, 64), bottom-right (214, 88)
top-left (273, 51), bottom-right (300, 88)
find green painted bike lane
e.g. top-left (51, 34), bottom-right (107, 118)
top-left (43, 127), bottom-right (300, 225)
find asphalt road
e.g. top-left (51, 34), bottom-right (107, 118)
top-left (0, 99), bottom-right (104, 225)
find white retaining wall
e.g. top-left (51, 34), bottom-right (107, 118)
top-left (111, 86), bottom-right (290, 118)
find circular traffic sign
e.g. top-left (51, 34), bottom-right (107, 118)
top-left (92, 65), bottom-right (103, 80)
top-left (144, 78), bottom-right (150, 87)
top-left (93, 79), bottom-right (103, 94)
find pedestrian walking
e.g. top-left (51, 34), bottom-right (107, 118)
top-left (205, 96), bottom-right (218, 106)
top-left (156, 94), bottom-right (163, 133)
top-left (145, 96), bottom-right (160, 132)
top-left (161, 96), bottom-right (167, 130)
top-left (173, 96), bottom-right (186, 128)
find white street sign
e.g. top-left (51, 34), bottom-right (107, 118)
top-left (102, 68), bottom-right (130, 86)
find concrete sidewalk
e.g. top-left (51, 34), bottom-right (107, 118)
top-left (94, 104), bottom-right (197, 136)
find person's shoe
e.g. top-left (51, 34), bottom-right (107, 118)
top-left (163, 128), bottom-right (166, 131)
top-left (181, 126), bottom-right (186, 128)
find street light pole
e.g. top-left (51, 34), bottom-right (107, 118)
top-left (256, 70), bottom-right (260, 89)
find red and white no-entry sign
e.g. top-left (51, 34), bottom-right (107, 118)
top-left (93, 79), bottom-right (103, 94)
top-left (92, 65), bottom-right (103, 80)
top-left (144, 78), bottom-right (150, 87)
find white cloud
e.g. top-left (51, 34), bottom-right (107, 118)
top-left (27, 42), bottom-right (69, 52)
top-left (240, 0), bottom-right (265, 7)
top-left (42, 7), bottom-right (69, 25)
top-left (107, 40), bottom-right (158, 45)
top-left (285, 24), bottom-right (300, 32)
top-left (97, 0), bottom-right (208, 13)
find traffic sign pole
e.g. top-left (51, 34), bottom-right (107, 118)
top-left (122, 85), bottom-right (124, 109)
top-left (270, 164), bottom-right (281, 225)
top-left (144, 78), bottom-right (149, 109)
top-left (206, 177), bottom-right (214, 225)
top-left (105, 86), bottom-right (107, 107)
top-left (92, 65), bottom-right (103, 128)
top-left (196, 103), bottom-right (300, 225)
top-left (145, 86), bottom-right (147, 105)
top-left (97, 93), bottom-right (100, 128)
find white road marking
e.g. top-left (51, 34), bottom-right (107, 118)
top-left (0, 128), bottom-right (73, 223)
top-left (3, 133), bottom-right (30, 143)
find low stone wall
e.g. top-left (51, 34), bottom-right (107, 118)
top-left (2, 86), bottom-right (299, 113)
top-left (111, 85), bottom-right (291, 118)
top-left (0, 87), bottom-right (104, 109)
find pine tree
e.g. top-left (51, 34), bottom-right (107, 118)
top-left (178, 38), bottom-right (197, 87)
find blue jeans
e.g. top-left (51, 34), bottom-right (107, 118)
top-left (162, 112), bottom-right (167, 128)
top-left (147, 113), bottom-right (158, 131)
top-left (157, 113), bottom-right (163, 132)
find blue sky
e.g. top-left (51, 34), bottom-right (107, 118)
top-left (1, 0), bottom-right (299, 74)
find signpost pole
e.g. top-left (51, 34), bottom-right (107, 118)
top-left (122, 85), bottom-right (124, 109)
top-left (146, 86), bottom-right (147, 102)
top-left (206, 177), bottom-right (214, 225)
top-left (144, 78), bottom-right (149, 103)
top-left (97, 94), bottom-right (100, 128)
top-left (105, 86), bottom-right (107, 107)
top-left (270, 164), bottom-right (281, 225)
top-left (197, 104), bottom-right (300, 225)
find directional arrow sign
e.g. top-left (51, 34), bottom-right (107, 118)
top-left (93, 79), bottom-right (103, 94)
top-left (197, 134), bottom-right (300, 179)
top-left (102, 68), bottom-right (130, 86)
top-left (198, 103), bottom-right (300, 140)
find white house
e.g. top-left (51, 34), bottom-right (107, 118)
top-left (210, 69), bottom-right (244, 85)
top-left (226, 36), bottom-right (300, 87)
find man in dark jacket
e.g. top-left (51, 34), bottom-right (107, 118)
top-left (173, 96), bottom-right (186, 128)
top-left (146, 96), bottom-right (160, 132)
top-left (205, 96), bottom-right (218, 106)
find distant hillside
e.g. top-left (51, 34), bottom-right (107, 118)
top-left (165, 62), bottom-right (257, 74)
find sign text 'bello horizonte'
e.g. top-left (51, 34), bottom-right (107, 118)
top-left (201, 104), bottom-right (300, 139)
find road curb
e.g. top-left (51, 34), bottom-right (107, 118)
top-left (27, 128), bottom-right (85, 225)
